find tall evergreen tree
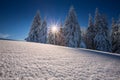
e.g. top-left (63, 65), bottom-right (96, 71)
top-left (25, 10), bottom-right (41, 42)
top-left (38, 18), bottom-right (47, 43)
top-left (86, 14), bottom-right (96, 49)
top-left (64, 6), bottom-right (81, 47)
top-left (94, 9), bottom-right (111, 52)
top-left (111, 17), bottom-right (120, 53)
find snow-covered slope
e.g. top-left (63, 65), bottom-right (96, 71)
top-left (0, 40), bottom-right (120, 80)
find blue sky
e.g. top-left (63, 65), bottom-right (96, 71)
top-left (0, 0), bottom-right (120, 40)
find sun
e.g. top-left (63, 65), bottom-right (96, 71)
top-left (51, 24), bottom-right (58, 33)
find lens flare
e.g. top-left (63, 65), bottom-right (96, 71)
top-left (51, 25), bottom-right (58, 33)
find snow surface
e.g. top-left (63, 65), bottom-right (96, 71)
top-left (0, 40), bottom-right (120, 80)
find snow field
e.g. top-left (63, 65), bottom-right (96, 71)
top-left (0, 40), bottom-right (120, 80)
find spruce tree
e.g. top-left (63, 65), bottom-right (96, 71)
top-left (64, 6), bottom-right (81, 47)
top-left (94, 9), bottom-right (111, 52)
top-left (111, 17), bottom-right (120, 53)
top-left (86, 14), bottom-right (96, 49)
top-left (38, 18), bottom-right (47, 43)
top-left (25, 10), bottom-right (41, 42)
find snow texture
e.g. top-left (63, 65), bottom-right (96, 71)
top-left (0, 40), bottom-right (120, 80)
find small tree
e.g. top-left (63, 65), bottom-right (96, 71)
top-left (56, 23), bottom-right (65, 46)
top-left (47, 28), bottom-right (54, 44)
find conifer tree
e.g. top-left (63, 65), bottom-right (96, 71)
top-left (64, 6), bottom-right (81, 47)
top-left (38, 18), bottom-right (47, 43)
top-left (86, 14), bottom-right (96, 49)
top-left (111, 17), bottom-right (120, 53)
top-left (94, 9), bottom-right (111, 52)
top-left (25, 10), bottom-right (41, 42)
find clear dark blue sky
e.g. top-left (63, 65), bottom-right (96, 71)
top-left (0, 0), bottom-right (120, 40)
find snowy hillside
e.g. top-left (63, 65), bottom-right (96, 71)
top-left (0, 40), bottom-right (120, 80)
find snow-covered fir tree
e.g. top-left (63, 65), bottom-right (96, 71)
top-left (25, 10), bottom-right (47, 43)
top-left (86, 14), bottom-right (96, 49)
top-left (111, 18), bottom-right (120, 53)
top-left (38, 18), bottom-right (47, 43)
top-left (25, 10), bottom-right (41, 42)
top-left (64, 6), bottom-right (81, 47)
top-left (94, 9), bottom-right (111, 52)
